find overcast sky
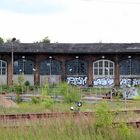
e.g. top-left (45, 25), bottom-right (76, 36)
top-left (0, 0), bottom-right (140, 43)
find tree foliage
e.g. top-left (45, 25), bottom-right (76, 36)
top-left (34, 36), bottom-right (51, 44)
top-left (6, 38), bottom-right (20, 43)
top-left (40, 36), bottom-right (50, 43)
top-left (0, 37), bottom-right (4, 44)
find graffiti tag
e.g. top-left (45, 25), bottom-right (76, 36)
top-left (67, 76), bottom-right (88, 86)
top-left (93, 78), bottom-right (114, 86)
top-left (123, 87), bottom-right (138, 99)
top-left (120, 78), bottom-right (140, 87)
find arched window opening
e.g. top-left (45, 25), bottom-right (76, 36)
top-left (14, 59), bottom-right (34, 74)
top-left (66, 59), bottom-right (88, 86)
top-left (66, 59), bottom-right (88, 76)
top-left (93, 60), bottom-right (114, 87)
top-left (93, 60), bottom-right (114, 76)
top-left (40, 59), bottom-right (61, 75)
top-left (120, 59), bottom-right (140, 75)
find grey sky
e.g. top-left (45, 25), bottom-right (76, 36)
top-left (0, 0), bottom-right (140, 43)
top-left (0, 0), bottom-right (65, 14)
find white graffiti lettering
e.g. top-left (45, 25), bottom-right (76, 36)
top-left (93, 78), bottom-right (114, 86)
top-left (120, 78), bottom-right (140, 87)
top-left (67, 76), bottom-right (88, 86)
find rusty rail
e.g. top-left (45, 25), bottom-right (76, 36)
top-left (0, 110), bottom-right (140, 128)
top-left (1, 109), bottom-right (140, 120)
top-left (0, 112), bottom-right (93, 120)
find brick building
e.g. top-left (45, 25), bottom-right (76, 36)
top-left (0, 43), bottom-right (140, 87)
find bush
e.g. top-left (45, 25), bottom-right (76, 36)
top-left (31, 96), bottom-right (40, 104)
top-left (41, 82), bottom-right (50, 96)
top-left (24, 81), bottom-right (30, 86)
top-left (15, 94), bottom-right (22, 103)
top-left (95, 101), bottom-right (113, 130)
top-left (42, 96), bottom-right (53, 108)
top-left (58, 82), bottom-right (81, 103)
top-left (118, 123), bottom-right (132, 140)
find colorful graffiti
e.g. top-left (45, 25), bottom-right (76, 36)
top-left (93, 77), bottom-right (114, 86)
top-left (67, 76), bottom-right (88, 86)
top-left (120, 78), bottom-right (140, 87)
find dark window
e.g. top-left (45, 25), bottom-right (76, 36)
top-left (40, 59), bottom-right (61, 75)
top-left (14, 59), bottom-right (34, 74)
top-left (0, 60), bottom-right (7, 75)
top-left (66, 59), bottom-right (88, 75)
top-left (120, 59), bottom-right (140, 75)
top-left (94, 69), bottom-right (98, 75)
top-left (99, 68), bottom-right (103, 75)
top-left (99, 61), bottom-right (103, 67)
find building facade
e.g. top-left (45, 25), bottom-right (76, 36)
top-left (0, 43), bottom-right (140, 87)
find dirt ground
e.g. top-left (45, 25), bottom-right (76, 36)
top-left (0, 95), bottom-right (18, 108)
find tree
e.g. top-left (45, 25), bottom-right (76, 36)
top-left (34, 36), bottom-right (51, 44)
top-left (6, 38), bottom-right (20, 43)
top-left (0, 37), bottom-right (4, 44)
top-left (41, 36), bottom-right (50, 43)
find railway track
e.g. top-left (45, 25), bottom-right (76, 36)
top-left (0, 109), bottom-right (140, 128)
top-left (1, 109), bottom-right (140, 120)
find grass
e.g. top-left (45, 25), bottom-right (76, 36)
top-left (0, 99), bottom-right (140, 115)
top-left (0, 84), bottom-right (140, 139)
top-left (0, 102), bottom-right (140, 140)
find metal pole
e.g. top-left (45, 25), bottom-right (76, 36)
top-left (128, 56), bottom-right (132, 87)
top-left (11, 44), bottom-right (13, 84)
top-left (49, 56), bottom-right (52, 83)
top-left (125, 88), bottom-right (127, 110)
top-left (33, 68), bottom-right (36, 94)
top-left (33, 68), bottom-right (36, 86)
top-left (11, 38), bottom-right (16, 85)
top-left (22, 56), bottom-right (25, 74)
top-left (76, 56), bottom-right (79, 76)
top-left (128, 56), bottom-right (131, 75)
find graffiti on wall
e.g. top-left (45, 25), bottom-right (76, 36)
top-left (120, 78), bottom-right (140, 87)
top-left (93, 78), bottom-right (114, 86)
top-left (122, 87), bottom-right (138, 99)
top-left (67, 76), bottom-right (88, 86)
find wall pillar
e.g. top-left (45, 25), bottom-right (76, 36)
top-left (61, 60), bottom-right (66, 81)
top-left (7, 55), bottom-right (13, 85)
top-left (88, 61), bottom-right (93, 86)
top-left (34, 56), bottom-right (40, 85)
top-left (114, 55), bottom-right (120, 87)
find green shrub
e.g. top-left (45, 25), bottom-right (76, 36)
top-left (41, 82), bottom-right (50, 96)
top-left (117, 123), bottom-right (132, 140)
top-left (17, 73), bottom-right (25, 86)
top-left (15, 94), bottom-right (22, 103)
top-left (42, 96), bottom-right (53, 108)
top-left (95, 101), bottom-right (113, 130)
top-left (58, 82), bottom-right (81, 103)
top-left (31, 96), bottom-right (40, 104)
top-left (24, 81), bottom-right (30, 86)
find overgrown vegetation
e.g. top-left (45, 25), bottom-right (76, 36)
top-left (58, 82), bottom-right (81, 103)
top-left (0, 102), bottom-right (139, 140)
